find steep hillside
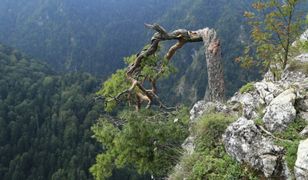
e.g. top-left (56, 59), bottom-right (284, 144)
top-left (0, 0), bottom-right (258, 105)
top-left (0, 0), bottom-right (178, 74)
top-left (157, 0), bottom-right (258, 103)
top-left (0, 44), bottom-right (104, 179)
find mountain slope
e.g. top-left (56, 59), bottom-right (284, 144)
top-left (0, 0), bottom-right (256, 104)
top-left (0, 0), bottom-right (179, 75)
top-left (0, 44), bottom-right (103, 179)
top-left (157, 0), bottom-right (258, 103)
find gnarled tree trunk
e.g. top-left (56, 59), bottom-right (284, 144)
top-left (110, 24), bottom-right (225, 110)
top-left (200, 29), bottom-right (225, 102)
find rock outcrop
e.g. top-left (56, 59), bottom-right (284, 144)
top-left (172, 26), bottom-right (308, 179)
top-left (223, 117), bottom-right (289, 178)
top-left (263, 88), bottom-right (297, 132)
top-left (182, 100), bottom-right (234, 154)
top-left (295, 139), bottom-right (308, 180)
top-left (223, 67), bottom-right (308, 178)
top-left (178, 51), bottom-right (308, 179)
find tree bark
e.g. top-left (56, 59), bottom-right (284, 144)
top-left (199, 28), bottom-right (225, 102)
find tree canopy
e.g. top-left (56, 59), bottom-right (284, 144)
top-left (239, 0), bottom-right (306, 78)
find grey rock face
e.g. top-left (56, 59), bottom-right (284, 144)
top-left (297, 98), bottom-right (308, 112)
top-left (300, 29), bottom-right (308, 41)
top-left (223, 117), bottom-right (289, 178)
top-left (300, 126), bottom-right (308, 137)
top-left (181, 136), bottom-right (195, 155)
top-left (189, 100), bottom-right (207, 121)
top-left (186, 101), bottom-right (233, 154)
top-left (189, 100), bottom-right (231, 121)
top-left (295, 53), bottom-right (308, 63)
top-left (295, 139), bottom-right (308, 180)
top-left (299, 112), bottom-right (308, 123)
top-left (281, 71), bottom-right (307, 88)
top-left (255, 81), bottom-right (283, 105)
top-left (184, 65), bottom-right (308, 179)
top-left (263, 89), bottom-right (297, 132)
top-left (229, 92), bottom-right (261, 119)
top-left (264, 70), bottom-right (275, 82)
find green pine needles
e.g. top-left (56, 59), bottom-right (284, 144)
top-left (90, 107), bottom-right (189, 179)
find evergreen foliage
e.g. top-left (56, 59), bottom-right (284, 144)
top-left (239, 0), bottom-right (305, 79)
top-left (0, 44), bottom-right (103, 180)
top-left (169, 113), bottom-right (258, 179)
top-left (97, 52), bottom-right (176, 111)
top-left (273, 117), bottom-right (307, 172)
top-left (239, 82), bottom-right (255, 94)
top-left (90, 108), bottom-right (190, 179)
top-left (0, 0), bottom-right (263, 105)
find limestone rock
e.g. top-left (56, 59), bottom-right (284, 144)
top-left (263, 70), bottom-right (275, 82)
top-left (255, 81), bottom-right (282, 101)
top-left (300, 126), bottom-right (308, 137)
top-left (263, 89), bottom-right (297, 132)
top-left (300, 29), bottom-right (308, 41)
top-left (270, 88), bottom-right (296, 105)
top-left (186, 101), bottom-right (232, 154)
top-left (299, 112), bottom-right (308, 123)
top-left (223, 117), bottom-right (289, 178)
top-left (229, 92), bottom-right (260, 119)
top-left (181, 136), bottom-right (195, 155)
top-left (295, 139), bottom-right (308, 180)
top-left (189, 100), bottom-right (231, 121)
top-left (297, 98), bottom-right (308, 112)
top-left (295, 53), bottom-right (308, 63)
top-left (281, 71), bottom-right (307, 87)
top-left (190, 100), bottom-right (207, 121)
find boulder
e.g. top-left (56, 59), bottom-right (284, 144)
top-left (223, 117), bottom-right (289, 178)
top-left (229, 92), bottom-right (261, 119)
top-left (263, 89), bottom-right (297, 132)
top-left (281, 71), bottom-right (307, 86)
top-left (297, 98), bottom-right (308, 112)
top-left (299, 112), bottom-right (308, 123)
top-left (186, 101), bottom-right (233, 154)
top-left (300, 126), bottom-right (308, 137)
top-left (295, 139), bottom-right (308, 180)
top-left (181, 136), bottom-right (195, 155)
top-left (189, 101), bottom-right (231, 121)
top-left (190, 100), bottom-right (207, 121)
top-left (300, 29), bottom-right (308, 41)
top-left (255, 82), bottom-right (282, 102)
top-left (295, 53), bottom-right (308, 63)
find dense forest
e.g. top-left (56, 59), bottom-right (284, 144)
top-left (0, 44), bottom-right (103, 179)
top-left (0, 0), bottom-right (259, 104)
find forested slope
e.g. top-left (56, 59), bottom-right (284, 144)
top-left (0, 44), bottom-right (103, 179)
top-left (0, 0), bottom-right (178, 75)
top-left (157, 0), bottom-right (258, 102)
top-left (0, 0), bottom-right (258, 105)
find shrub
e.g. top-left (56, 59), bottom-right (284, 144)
top-left (169, 113), bottom-right (258, 179)
top-left (193, 113), bottom-right (236, 151)
top-left (274, 117), bottom-right (307, 171)
top-left (288, 60), bottom-right (308, 74)
top-left (90, 107), bottom-right (190, 179)
top-left (239, 82), bottom-right (255, 94)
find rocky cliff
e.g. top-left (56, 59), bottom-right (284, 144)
top-left (170, 54), bottom-right (308, 179)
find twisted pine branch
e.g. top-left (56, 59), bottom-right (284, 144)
top-left (109, 23), bottom-right (225, 110)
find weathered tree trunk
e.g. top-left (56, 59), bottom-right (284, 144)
top-left (110, 24), bottom-right (225, 110)
top-left (200, 29), bottom-right (225, 102)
